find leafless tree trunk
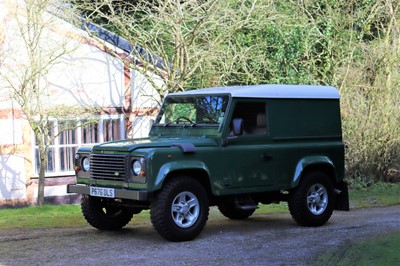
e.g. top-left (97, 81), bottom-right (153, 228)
top-left (1, 0), bottom-right (96, 206)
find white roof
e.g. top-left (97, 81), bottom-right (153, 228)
top-left (170, 84), bottom-right (340, 99)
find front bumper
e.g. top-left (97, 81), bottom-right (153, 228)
top-left (67, 184), bottom-right (150, 201)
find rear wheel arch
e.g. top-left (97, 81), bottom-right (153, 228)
top-left (292, 158), bottom-right (337, 188)
top-left (299, 164), bottom-right (336, 185)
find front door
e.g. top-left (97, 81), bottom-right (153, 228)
top-left (221, 100), bottom-right (284, 190)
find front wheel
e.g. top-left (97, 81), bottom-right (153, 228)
top-left (81, 196), bottom-right (136, 230)
top-left (150, 176), bottom-right (209, 242)
top-left (288, 171), bottom-right (333, 227)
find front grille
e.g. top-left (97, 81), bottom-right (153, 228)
top-left (90, 154), bottom-right (129, 181)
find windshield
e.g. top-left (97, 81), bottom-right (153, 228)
top-left (155, 95), bottom-right (230, 127)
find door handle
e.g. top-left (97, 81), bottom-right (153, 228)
top-left (261, 153), bottom-right (272, 160)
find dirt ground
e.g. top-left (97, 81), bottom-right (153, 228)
top-left (0, 205), bottom-right (399, 266)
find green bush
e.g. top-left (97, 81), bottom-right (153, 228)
top-left (341, 40), bottom-right (400, 182)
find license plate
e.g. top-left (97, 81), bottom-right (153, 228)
top-left (90, 187), bottom-right (115, 198)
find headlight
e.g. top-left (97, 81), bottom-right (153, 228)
top-left (131, 157), bottom-right (146, 183)
top-left (132, 160), bottom-right (142, 176)
top-left (82, 157), bottom-right (90, 172)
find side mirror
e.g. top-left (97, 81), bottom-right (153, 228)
top-left (232, 118), bottom-right (243, 136)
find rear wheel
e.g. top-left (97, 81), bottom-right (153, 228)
top-left (81, 196), bottom-right (136, 230)
top-left (288, 171), bottom-right (333, 226)
top-left (150, 176), bottom-right (209, 242)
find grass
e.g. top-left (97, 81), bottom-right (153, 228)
top-left (0, 204), bottom-right (88, 229)
top-left (314, 231), bottom-right (400, 266)
top-left (348, 182), bottom-right (400, 208)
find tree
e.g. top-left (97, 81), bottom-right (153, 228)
top-left (0, 0), bottom-right (98, 206)
top-left (337, 0), bottom-right (400, 182)
top-left (75, 0), bottom-right (277, 97)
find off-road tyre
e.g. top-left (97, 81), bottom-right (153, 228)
top-left (288, 171), bottom-right (334, 227)
top-left (81, 196), bottom-right (135, 230)
top-left (218, 202), bottom-right (255, 220)
top-left (150, 176), bottom-right (209, 242)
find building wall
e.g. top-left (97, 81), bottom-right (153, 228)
top-left (0, 1), bottom-right (162, 206)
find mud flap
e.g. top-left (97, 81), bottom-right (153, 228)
top-left (334, 181), bottom-right (350, 211)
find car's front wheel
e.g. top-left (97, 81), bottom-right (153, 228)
top-left (288, 171), bottom-right (334, 226)
top-left (150, 176), bottom-right (209, 242)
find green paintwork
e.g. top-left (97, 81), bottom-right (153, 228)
top-left (70, 84), bottom-right (346, 204)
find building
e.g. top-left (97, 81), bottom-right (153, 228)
top-left (0, 0), bottom-right (162, 206)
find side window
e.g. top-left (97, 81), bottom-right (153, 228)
top-left (230, 101), bottom-right (268, 136)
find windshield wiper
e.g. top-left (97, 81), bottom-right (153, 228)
top-left (162, 122), bottom-right (217, 127)
top-left (163, 122), bottom-right (173, 127)
top-left (163, 122), bottom-right (192, 127)
top-left (191, 120), bottom-right (219, 127)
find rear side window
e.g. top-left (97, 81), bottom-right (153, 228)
top-left (230, 101), bottom-right (268, 135)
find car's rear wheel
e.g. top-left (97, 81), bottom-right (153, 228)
top-left (81, 196), bottom-right (136, 230)
top-left (150, 176), bottom-right (209, 242)
top-left (288, 171), bottom-right (333, 226)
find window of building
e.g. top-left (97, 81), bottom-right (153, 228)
top-left (33, 115), bottom-right (125, 175)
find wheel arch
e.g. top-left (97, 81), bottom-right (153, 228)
top-left (292, 156), bottom-right (337, 187)
top-left (154, 161), bottom-right (213, 197)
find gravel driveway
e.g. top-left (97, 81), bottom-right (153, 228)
top-left (0, 205), bottom-right (399, 266)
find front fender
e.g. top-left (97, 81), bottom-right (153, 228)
top-left (292, 156), bottom-right (335, 187)
top-left (153, 160), bottom-right (210, 190)
top-left (77, 146), bottom-right (93, 153)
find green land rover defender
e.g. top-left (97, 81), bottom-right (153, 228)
top-left (68, 84), bottom-right (349, 241)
